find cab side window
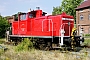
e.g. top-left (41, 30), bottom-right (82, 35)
top-left (29, 14), bottom-right (33, 18)
top-left (20, 14), bottom-right (27, 20)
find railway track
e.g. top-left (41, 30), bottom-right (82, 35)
top-left (4, 40), bottom-right (90, 51)
top-left (4, 36), bottom-right (90, 52)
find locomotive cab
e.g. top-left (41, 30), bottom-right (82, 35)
top-left (18, 9), bottom-right (46, 20)
top-left (28, 9), bottom-right (47, 19)
top-left (18, 9), bottom-right (45, 20)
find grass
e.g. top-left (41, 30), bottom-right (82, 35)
top-left (0, 47), bottom-right (90, 60)
top-left (0, 38), bottom-right (5, 44)
top-left (84, 38), bottom-right (90, 46)
top-left (0, 38), bottom-right (90, 60)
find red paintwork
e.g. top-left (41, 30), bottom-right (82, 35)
top-left (12, 9), bottom-right (74, 37)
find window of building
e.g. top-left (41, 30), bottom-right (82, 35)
top-left (80, 10), bottom-right (83, 12)
top-left (80, 15), bottom-right (84, 20)
top-left (89, 14), bottom-right (90, 20)
top-left (89, 8), bottom-right (90, 10)
top-left (88, 27), bottom-right (90, 34)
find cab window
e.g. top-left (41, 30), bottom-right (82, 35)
top-left (29, 14), bottom-right (33, 18)
top-left (29, 11), bottom-right (36, 18)
top-left (20, 14), bottom-right (27, 20)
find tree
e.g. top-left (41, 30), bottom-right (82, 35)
top-left (52, 0), bottom-right (84, 23)
top-left (52, 6), bottom-right (62, 15)
top-left (13, 12), bottom-right (23, 21)
top-left (0, 16), bottom-right (10, 38)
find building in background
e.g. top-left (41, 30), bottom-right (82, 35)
top-left (7, 16), bottom-right (15, 25)
top-left (76, 0), bottom-right (90, 35)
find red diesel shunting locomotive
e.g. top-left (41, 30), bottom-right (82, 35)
top-left (7, 7), bottom-right (84, 50)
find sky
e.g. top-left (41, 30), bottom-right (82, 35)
top-left (0, 0), bottom-right (62, 16)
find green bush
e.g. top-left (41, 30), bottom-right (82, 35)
top-left (15, 38), bottom-right (34, 52)
top-left (0, 16), bottom-right (10, 38)
top-left (85, 34), bottom-right (90, 36)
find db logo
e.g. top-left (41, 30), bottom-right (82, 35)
top-left (21, 28), bottom-right (25, 31)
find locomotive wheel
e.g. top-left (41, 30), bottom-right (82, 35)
top-left (39, 44), bottom-right (51, 51)
top-left (35, 39), bottom-right (51, 51)
top-left (39, 44), bottom-right (47, 50)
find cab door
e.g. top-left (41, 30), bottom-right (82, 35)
top-left (19, 14), bottom-right (27, 35)
top-left (19, 21), bottom-right (27, 34)
top-left (63, 20), bottom-right (70, 36)
top-left (62, 18), bottom-right (74, 36)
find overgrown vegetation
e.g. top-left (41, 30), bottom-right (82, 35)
top-left (15, 38), bottom-right (34, 52)
top-left (0, 47), bottom-right (90, 60)
top-left (84, 38), bottom-right (90, 46)
top-left (0, 38), bottom-right (90, 60)
top-left (0, 48), bottom-right (4, 56)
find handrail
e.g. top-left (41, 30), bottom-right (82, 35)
top-left (59, 23), bottom-right (73, 46)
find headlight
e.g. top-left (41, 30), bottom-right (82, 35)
top-left (80, 37), bottom-right (82, 39)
